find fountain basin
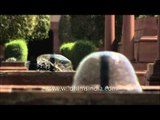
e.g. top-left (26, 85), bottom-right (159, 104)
top-left (0, 90), bottom-right (159, 105)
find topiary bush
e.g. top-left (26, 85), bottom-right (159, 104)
top-left (60, 42), bottom-right (75, 61)
top-left (72, 40), bottom-right (96, 70)
top-left (60, 40), bottom-right (96, 70)
top-left (5, 39), bottom-right (28, 62)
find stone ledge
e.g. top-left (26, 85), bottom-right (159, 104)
top-left (0, 71), bottom-right (75, 85)
top-left (1, 85), bottom-right (159, 92)
top-left (0, 61), bottom-right (26, 67)
top-left (139, 36), bottom-right (157, 42)
top-left (0, 91), bottom-right (159, 105)
top-left (132, 62), bottom-right (148, 71)
top-left (136, 71), bottom-right (146, 85)
top-left (0, 71), bottom-right (147, 85)
top-left (0, 66), bottom-right (28, 71)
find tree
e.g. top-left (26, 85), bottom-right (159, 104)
top-left (0, 15), bottom-right (51, 61)
top-left (115, 15), bottom-right (123, 42)
top-left (59, 15), bottom-right (124, 50)
top-left (70, 15), bottom-right (104, 47)
top-left (30, 15), bottom-right (51, 41)
top-left (69, 15), bottom-right (123, 48)
top-left (135, 15), bottom-right (156, 19)
top-left (59, 15), bottom-right (72, 45)
top-left (0, 15), bottom-right (37, 44)
top-left (0, 15), bottom-right (51, 44)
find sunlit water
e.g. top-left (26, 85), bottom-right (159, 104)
top-left (72, 51), bottom-right (143, 93)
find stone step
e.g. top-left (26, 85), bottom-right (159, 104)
top-left (0, 71), bottom-right (74, 85)
top-left (0, 70), bottom-right (146, 85)
top-left (0, 66), bottom-right (28, 71)
top-left (132, 62), bottom-right (149, 71)
top-left (0, 85), bottom-right (159, 93)
top-left (140, 36), bottom-right (157, 42)
top-left (0, 61), bottom-right (26, 67)
top-left (0, 88), bottom-right (159, 105)
top-left (136, 71), bottom-right (146, 85)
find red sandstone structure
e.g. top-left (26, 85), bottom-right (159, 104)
top-left (104, 15), bottom-right (160, 85)
top-left (145, 15), bottom-right (160, 85)
top-left (104, 15), bottom-right (159, 62)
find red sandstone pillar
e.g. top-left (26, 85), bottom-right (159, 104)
top-left (51, 22), bottom-right (60, 53)
top-left (104, 15), bottom-right (115, 51)
top-left (122, 15), bottom-right (135, 60)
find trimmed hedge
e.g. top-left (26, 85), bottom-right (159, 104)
top-left (60, 40), bottom-right (96, 70)
top-left (60, 42), bottom-right (75, 62)
top-left (72, 40), bottom-right (96, 69)
top-left (5, 39), bottom-right (28, 62)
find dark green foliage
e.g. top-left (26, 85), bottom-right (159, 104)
top-left (135, 15), bottom-right (156, 19)
top-left (115, 15), bottom-right (123, 42)
top-left (59, 15), bottom-right (125, 49)
top-left (60, 40), bottom-right (96, 70)
top-left (0, 15), bottom-right (37, 44)
top-left (59, 15), bottom-right (73, 45)
top-left (70, 15), bottom-right (104, 47)
top-left (72, 40), bottom-right (96, 69)
top-left (60, 42), bottom-right (75, 61)
top-left (5, 39), bottom-right (28, 62)
top-left (30, 15), bottom-right (51, 40)
top-left (0, 15), bottom-right (51, 44)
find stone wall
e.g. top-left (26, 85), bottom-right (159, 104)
top-left (134, 16), bottom-right (158, 62)
top-left (135, 16), bottom-right (158, 40)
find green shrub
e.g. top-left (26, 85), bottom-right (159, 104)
top-left (60, 42), bottom-right (75, 61)
top-left (5, 39), bottom-right (28, 62)
top-left (60, 40), bottom-right (96, 70)
top-left (72, 40), bottom-right (96, 69)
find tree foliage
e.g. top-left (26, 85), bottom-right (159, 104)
top-left (0, 15), bottom-right (36, 43)
top-left (135, 15), bottom-right (156, 19)
top-left (59, 15), bottom-right (72, 45)
top-left (115, 15), bottom-right (123, 42)
top-left (69, 15), bottom-right (123, 47)
top-left (70, 15), bottom-right (104, 47)
top-left (60, 40), bottom-right (96, 70)
top-left (0, 15), bottom-right (51, 44)
top-left (5, 39), bottom-right (28, 62)
top-left (58, 15), bottom-right (105, 47)
top-left (31, 15), bottom-right (51, 40)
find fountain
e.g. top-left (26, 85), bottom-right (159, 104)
top-left (72, 51), bottom-right (143, 92)
top-left (36, 54), bottom-right (74, 72)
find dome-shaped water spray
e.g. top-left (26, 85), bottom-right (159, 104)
top-left (72, 51), bottom-right (143, 92)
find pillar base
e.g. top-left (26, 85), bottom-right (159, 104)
top-left (145, 59), bottom-right (160, 85)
